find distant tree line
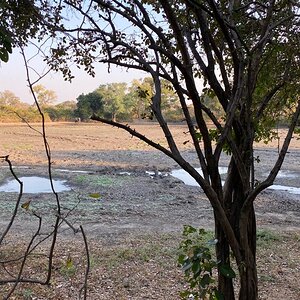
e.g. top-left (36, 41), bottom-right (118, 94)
top-left (0, 85), bottom-right (76, 122)
top-left (1, 78), bottom-right (229, 123)
top-left (1, 78), bottom-right (296, 125)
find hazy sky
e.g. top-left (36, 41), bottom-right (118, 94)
top-left (0, 48), bottom-right (146, 104)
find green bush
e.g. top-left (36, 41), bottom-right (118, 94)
top-left (178, 226), bottom-right (235, 300)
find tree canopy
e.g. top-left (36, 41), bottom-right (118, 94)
top-left (32, 84), bottom-right (57, 107)
top-left (96, 82), bottom-right (127, 121)
top-left (75, 91), bottom-right (104, 121)
top-left (0, 90), bottom-right (21, 106)
top-left (0, 0), bottom-right (43, 62)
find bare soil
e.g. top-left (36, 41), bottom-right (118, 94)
top-left (0, 122), bottom-right (299, 299)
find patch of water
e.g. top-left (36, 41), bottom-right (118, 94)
top-left (56, 169), bottom-right (90, 174)
top-left (119, 172), bottom-right (132, 176)
top-left (170, 168), bottom-right (300, 195)
top-left (170, 169), bottom-right (199, 186)
top-left (270, 170), bottom-right (298, 179)
top-left (170, 167), bottom-right (227, 187)
top-left (0, 166), bottom-right (30, 169)
top-left (0, 176), bottom-right (70, 193)
top-left (146, 171), bottom-right (168, 178)
top-left (268, 185), bottom-right (300, 195)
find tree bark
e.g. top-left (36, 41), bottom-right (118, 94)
top-left (239, 205), bottom-right (258, 300)
top-left (220, 154), bottom-right (258, 299)
top-left (215, 220), bottom-right (235, 300)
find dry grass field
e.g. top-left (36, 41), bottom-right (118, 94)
top-left (0, 122), bottom-right (299, 299)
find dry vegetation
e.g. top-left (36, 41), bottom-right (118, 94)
top-left (0, 123), bottom-right (299, 299)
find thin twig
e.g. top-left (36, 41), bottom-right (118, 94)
top-left (79, 225), bottom-right (90, 300)
top-left (0, 156), bottom-right (23, 244)
top-left (4, 213), bottom-right (43, 299)
top-left (20, 45), bottom-right (61, 286)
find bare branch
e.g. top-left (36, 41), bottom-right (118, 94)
top-left (20, 47), bottom-right (61, 286)
top-left (4, 212), bottom-right (43, 299)
top-left (0, 156), bottom-right (23, 244)
top-left (245, 98), bottom-right (300, 205)
top-left (78, 225), bottom-right (90, 300)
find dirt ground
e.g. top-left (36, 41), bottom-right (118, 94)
top-left (0, 122), bottom-right (299, 299)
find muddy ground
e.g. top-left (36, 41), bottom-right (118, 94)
top-left (0, 122), bottom-right (299, 299)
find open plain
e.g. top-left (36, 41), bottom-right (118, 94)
top-left (0, 122), bottom-right (299, 299)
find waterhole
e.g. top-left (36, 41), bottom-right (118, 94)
top-left (170, 167), bottom-right (227, 186)
top-left (0, 176), bottom-right (71, 193)
top-left (170, 168), bottom-right (300, 195)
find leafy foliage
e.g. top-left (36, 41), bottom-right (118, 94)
top-left (45, 101), bottom-right (77, 121)
top-left (0, 90), bottom-right (21, 106)
top-left (0, 0), bottom-right (43, 61)
top-left (88, 193), bottom-right (101, 199)
top-left (32, 85), bottom-right (57, 107)
top-left (96, 83), bottom-right (127, 122)
top-left (75, 91), bottom-right (104, 121)
top-left (178, 226), bottom-right (234, 300)
top-left (0, 25), bottom-right (12, 62)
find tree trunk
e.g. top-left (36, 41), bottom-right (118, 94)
top-left (215, 219), bottom-right (235, 300)
top-left (219, 155), bottom-right (258, 299)
top-left (217, 202), bottom-right (258, 300)
top-left (239, 205), bottom-right (258, 300)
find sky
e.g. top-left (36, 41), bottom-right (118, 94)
top-left (0, 47), bottom-right (146, 104)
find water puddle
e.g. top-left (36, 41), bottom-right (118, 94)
top-left (268, 185), bottom-right (300, 195)
top-left (170, 167), bottom-right (227, 187)
top-left (119, 172), bottom-right (132, 176)
top-left (56, 169), bottom-right (90, 174)
top-left (146, 170), bottom-right (168, 178)
top-left (170, 169), bottom-right (199, 186)
top-left (0, 166), bottom-right (30, 169)
top-left (0, 176), bottom-right (71, 193)
top-left (170, 168), bottom-right (300, 195)
top-left (267, 170), bottom-right (298, 179)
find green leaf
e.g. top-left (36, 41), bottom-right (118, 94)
top-left (0, 49), bottom-right (9, 62)
top-left (182, 260), bottom-right (193, 272)
top-left (195, 131), bottom-right (202, 141)
top-left (183, 225), bottom-right (197, 236)
top-left (179, 290), bottom-right (192, 299)
top-left (214, 290), bottom-right (224, 300)
top-left (200, 273), bottom-right (211, 287)
top-left (219, 264), bottom-right (236, 279)
top-left (89, 192), bottom-right (101, 199)
top-left (178, 254), bottom-right (186, 265)
top-left (3, 40), bottom-right (12, 53)
top-left (192, 261), bottom-right (201, 277)
top-left (66, 254), bottom-right (73, 269)
top-left (21, 200), bottom-right (31, 210)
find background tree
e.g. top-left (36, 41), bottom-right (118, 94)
top-left (32, 84), bottom-right (57, 108)
top-left (128, 77), bottom-right (182, 121)
top-left (96, 83), bottom-right (127, 122)
top-left (0, 90), bottom-right (21, 107)
top-left (160, 78), bottom-right (183, 121)
top-left (0, 90), bottom-right (22, 122)
top-left (127, 78), bottom-right (153, 120)
top-left (0, 90), bottom-right (45, 122)
top-left (75, 91), bottom-right (103, 121)
top-left (34, 1), bottom-right (300, 299)
top-left (201, 89), bottom-right (224, 122)
top-left (45, 100), bottom-right (77, 121)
